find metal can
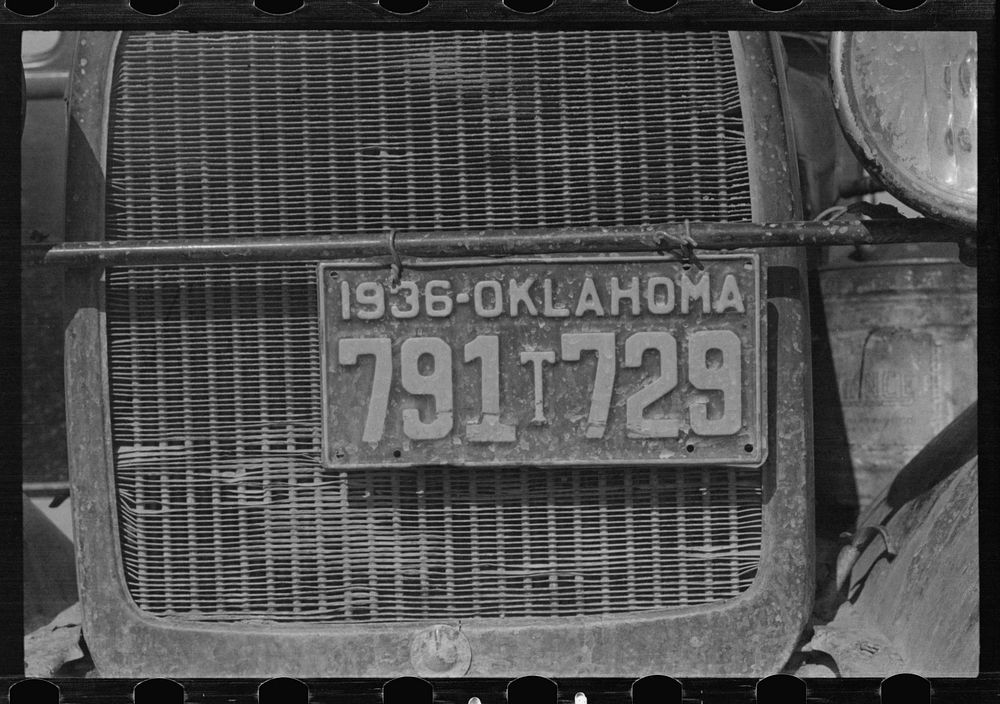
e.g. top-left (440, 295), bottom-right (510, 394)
top-left (812, 253), bottom-right (977, 517)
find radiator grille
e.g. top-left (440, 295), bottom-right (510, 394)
top-left (105, 31), bottom-right (762, 623)
top-left (108, 31), bottom-right (752, 239)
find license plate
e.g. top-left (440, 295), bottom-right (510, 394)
top-left (319, 255), bottom-right (765, 468)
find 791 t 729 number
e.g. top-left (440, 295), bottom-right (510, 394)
top-left (338, 330), bottom-right (741, 445)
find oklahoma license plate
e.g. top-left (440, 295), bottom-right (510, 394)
top-left (319, 255), bottom-right (765, 468)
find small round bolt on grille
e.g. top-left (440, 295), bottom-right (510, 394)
top-left (409, 625), bottom-right (472, 677)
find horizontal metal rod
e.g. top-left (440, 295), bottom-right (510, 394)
top-left (21, 481), bottom-right (71, 498)
top-left (34, 219), bottom-right (970, 268)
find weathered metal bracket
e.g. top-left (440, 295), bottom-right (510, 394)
top-left (32, 218), bottom-right (970, 268)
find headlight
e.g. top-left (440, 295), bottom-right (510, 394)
top-left (830, 31), bottom-right (977, 227)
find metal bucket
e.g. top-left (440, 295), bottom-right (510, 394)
top-left (812, 254), bottom-right (977, 519)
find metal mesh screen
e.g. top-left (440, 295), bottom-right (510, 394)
top-left (105, 31), bottom-right (762, 623)
top-left (107, 31), bottom-right (752, 239)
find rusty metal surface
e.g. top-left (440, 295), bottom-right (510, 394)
top-left (812, 258), bottom-right (977, 513)
top-left (320, 255), bottom-right (765, 468)
top-left (63, 30), bottom-right (814, 677)
top-left (42, 218), bottom-right (971, 268)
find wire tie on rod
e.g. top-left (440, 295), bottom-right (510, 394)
top-left (386, 228), bottom-right (403, 288)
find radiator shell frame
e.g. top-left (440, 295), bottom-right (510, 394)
top-left (64, 29), bottom-right (814, 677)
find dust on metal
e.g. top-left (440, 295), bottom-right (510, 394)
top-left (37, 218), bottom-right (970, 268)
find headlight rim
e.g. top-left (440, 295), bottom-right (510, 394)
top-left (829, 30), bottom-right (977, 229)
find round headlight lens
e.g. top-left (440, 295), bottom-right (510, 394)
top-left (831, 31), bottom-right (977, 227)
